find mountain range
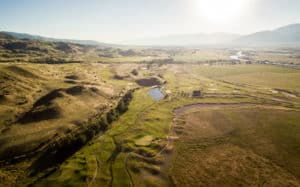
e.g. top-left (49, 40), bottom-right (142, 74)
top-left (123, 23), bottom-right (300, 47)
top-left (1, 23), bottom-right (300, 47)
top-left (233, 24), bottom-right (300, 47)
top-left (1, 31), bottom-right (109, 46)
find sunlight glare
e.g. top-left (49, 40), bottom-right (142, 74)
top-left (196, 0), bottom-right (249, 23)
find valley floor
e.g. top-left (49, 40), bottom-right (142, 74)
top-left (1, 63), bottom-right (300, 186)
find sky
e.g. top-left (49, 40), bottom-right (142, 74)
top-left (0, 0), bottom-right (300, 43)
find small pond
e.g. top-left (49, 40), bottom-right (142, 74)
top-left (148, 87), bottom-right (164, 101)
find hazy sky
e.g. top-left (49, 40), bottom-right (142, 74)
top-left (0, 0), bottom-right (300, 43)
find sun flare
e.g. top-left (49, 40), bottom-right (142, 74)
top-left (196, 0), bottom-right (249, 23)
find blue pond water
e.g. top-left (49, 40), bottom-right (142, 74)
top-left (148, 87), bottom-right (164, 101)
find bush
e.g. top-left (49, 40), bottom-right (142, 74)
top-left (131, 69), bottom-right (138, 76)
top-left (117, 100), bottom-right (127, 113)
top-left (98, 117), bottom-right (109, 131)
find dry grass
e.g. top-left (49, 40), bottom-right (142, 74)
top-left (171, 107), bottom-right (300, 187)
top-left (0, 62), bottom-right (130, 161)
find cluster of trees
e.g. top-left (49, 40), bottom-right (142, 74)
top-left (34, 57), bottom-right (82, 64)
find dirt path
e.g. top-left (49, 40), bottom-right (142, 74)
top-left (87, 155), bottom-right (99, 187)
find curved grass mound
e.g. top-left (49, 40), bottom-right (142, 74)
top-left (33, 89), bottom-right (63, 107)
top-left (64, 80), bottom-right (77, 84)
top-left (113, 74), bottom-right (130, 80)
top-left (89, 87), bottom-right (100, 94)
top-left (19, 89), bottom-right (63, 123)
top-left (136, 77), bottom-right (161, 87)
top-left (5, 65), bottom-right (39, 79)
top-left (0, 92), bottom-right (5, 102)
top-left (0, 93), bottom-right (7, 106)
top-left (65, 75), bottom-right (80, 80)
top-left (65, 86), bottom-right (84, 96)
top-left (19, 104), bottom-right (61, 123)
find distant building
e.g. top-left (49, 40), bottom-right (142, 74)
top-left (192, 90), bottom-right (202, 97)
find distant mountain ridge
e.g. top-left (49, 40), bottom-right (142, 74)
top-left (233, 23), bottom-right (300, 47)
top-left (1, 31), bottom-right (109, 46)
top-left (124, 23), bottom-right (300, 47)
top-left (2, 23), bottom-right (300, 47)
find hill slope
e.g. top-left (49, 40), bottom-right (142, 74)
top-left (1, 31), bottom-right (109, 46)
top-left (233, 24), bottom-right (300, 47)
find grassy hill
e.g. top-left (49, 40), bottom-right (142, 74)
top-left (2, 31), bottom-right (109, 46)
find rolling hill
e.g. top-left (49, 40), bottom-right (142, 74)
top-left (233, 23), bottom-right (300, 47)
top-left (1, 31), bottom-right (110, 46)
